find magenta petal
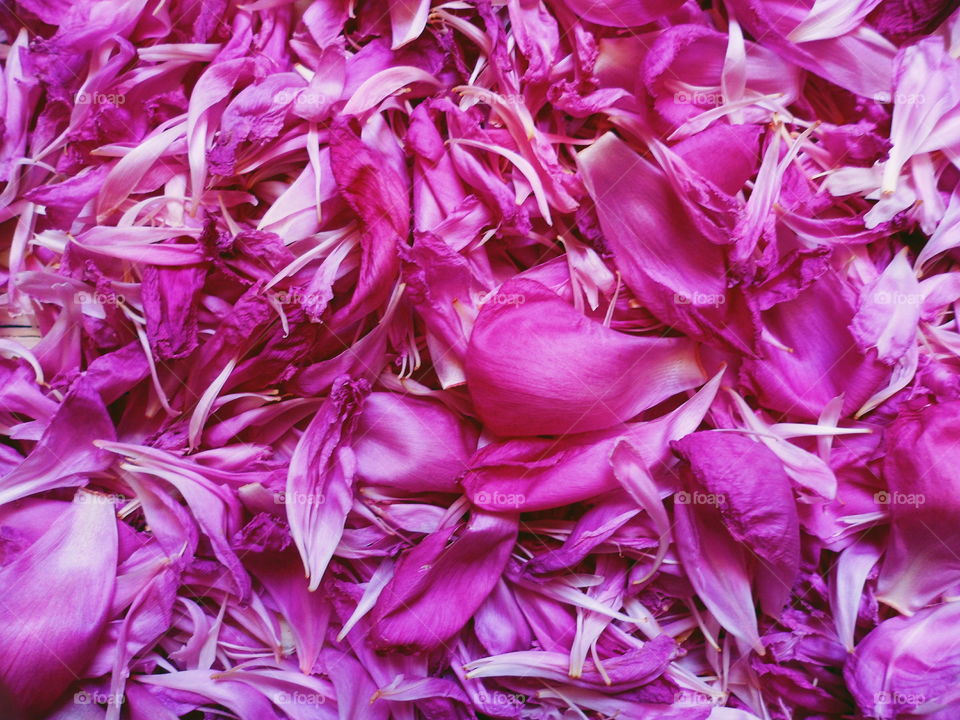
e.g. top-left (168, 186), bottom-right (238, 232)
top-left (466, 278), bottom-right (704, 436)
top-left (728, 0), bottom-right (896, 97)
top-left (0, 495), bottom-right (118, 715)
top-left (2, 0), bottom-right (958, 715)
top-left (673, 431), bottom-right (800, 616)
top-left (327, 122), bottom-right (407, 328)
top-left (877, 401), bottom-right (960, 614)
top-left (0, 380), bottom-right (116, 506)
top-left (527, 491), bottom-right (640, 573)
top-left (247, 548), bottom-right (330, 675)
top-left (353, 392), bottom-right (477, 493)
top-left (845, 602), bottom-right (960, 719)
top-left (673, 498), bottom-right (763, 653)
top-left (743, 273), bottom-right (886, 420)
top-left (371, 511), bottom-right (517, 652)
top-left (473, 579), bottom-right (533, 654)
top-left (287, 375), bottom-right (369, 591)
top-left (465, 634), bottom-right (677, 689)
top-left (141, 263), bottom-right (206, 361)
top-left (463, 429), bottom-right (623, 512)
top-left (465, 368), bottom-right (722, 512)
top-left (579, 132), bottom-right (756, 353)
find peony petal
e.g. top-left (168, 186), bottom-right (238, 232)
top-left (673, 431), bottom-right (800, 616)
top-left (371, 511), bottom-right (517, 652)
top-left (465, 278), bottom-right (704, 436)
top-left (0, 494), bottom-right (118, 715)
top-left (845, 602), bottom-right (960, 719)
top-left (877, 401), bottom-right (960, 614)
top-left (674, 497), bottom-right (764, 653)
top-left (287, 376), bottom-right (369, 591)
top-left (353, 392), bottom-right (477, 493)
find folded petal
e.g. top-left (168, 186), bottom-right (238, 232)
top-left (371, 510), bottom-right (517, 652)
top-left (673, 431), bottom-right (800, 616)
top-left (0, 494), bottom-right (118, 715)
top-left (846, 601), bottom-right (960, 719)
top-left (877, 401), bottom-right (960, 614)
top-left (465, 278), bottom-right (704, 436)
top-left (287, 376), bottom-right (369, 591)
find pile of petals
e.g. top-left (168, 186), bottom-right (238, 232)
top-left (4, 0), bottom-right (960, 717)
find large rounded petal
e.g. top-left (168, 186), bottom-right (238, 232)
top-left (353, 392), bottom-right (478, 492)
top-left (465, 279), bottom-right (705, 436)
